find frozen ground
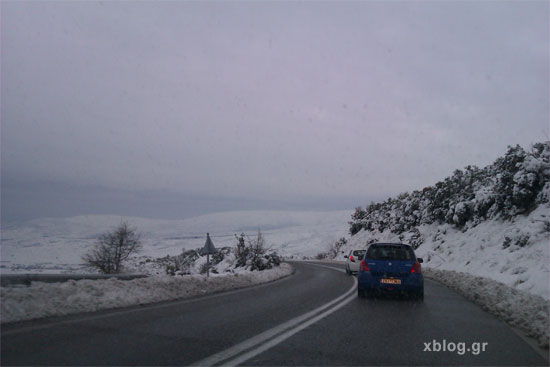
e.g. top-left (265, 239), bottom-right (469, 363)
top-left (1, 210), bottom-right (350, 274)
top-left (1, 263), bottom-right (294, 323)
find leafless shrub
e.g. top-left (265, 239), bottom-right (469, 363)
top-left (82, 222), bottom-right (142, 274)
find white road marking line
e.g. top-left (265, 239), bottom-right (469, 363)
top-left (305, 262), bottom-right (347, 273)
top-left (190, 263), bottom-right (356, 367)
top-left (225, 279), bottom-right (357, 366)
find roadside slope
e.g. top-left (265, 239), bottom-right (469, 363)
top-left (1, 263), bottom-right (293, 323)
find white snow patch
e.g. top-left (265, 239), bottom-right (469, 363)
top-left (1, 263), bottom-right (294, 323)
top-left (424, 267), bottom-right (549, 348)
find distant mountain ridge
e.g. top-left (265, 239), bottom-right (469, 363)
top-left (1, 210), bottom-right (350, 274)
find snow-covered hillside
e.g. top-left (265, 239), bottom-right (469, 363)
top-left (340, 143), bottom-right (550, 300)
top-left (1, 210), bottom-right (350, 274)
top-left (341, 203), bottom-right (549, 299)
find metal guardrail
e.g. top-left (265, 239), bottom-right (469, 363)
top-left (0, 273), bottom-right (148, 287)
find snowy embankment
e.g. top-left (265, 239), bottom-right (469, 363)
top-left (1, 263), bottom-right (294, 324)
top-left (423, 268), bottom-right (549, 348)
top-left (340, 204), bottom-right (550, 300)
top-left (339, 204), bottom-right (549, 348)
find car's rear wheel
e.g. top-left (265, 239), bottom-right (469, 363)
top-left (346, 266), bottom-right (351, 276)
top-left (358, 288), bottom-right (365, 298)
top-left (415, 289), bottom-right (424, 301)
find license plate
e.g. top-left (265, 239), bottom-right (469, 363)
top-left (381, 278), bottom-right (401, 285)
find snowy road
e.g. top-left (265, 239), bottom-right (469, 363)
top-left (1, 262), bottom-right (547, 366)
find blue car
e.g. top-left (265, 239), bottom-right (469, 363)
top-left (357, 243), bottom-right (424, 300)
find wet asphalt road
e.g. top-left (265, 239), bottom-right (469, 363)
top-left (1, 262), bottom-right (548, 366)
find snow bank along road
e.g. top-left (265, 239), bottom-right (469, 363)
top-left (2, 262), bottom-right (547, 366)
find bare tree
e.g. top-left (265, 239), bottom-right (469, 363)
top-left (82, 222), bottom-right (142, 274)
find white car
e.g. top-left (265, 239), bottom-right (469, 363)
top-left (345, 249), bottom-right (366, 275)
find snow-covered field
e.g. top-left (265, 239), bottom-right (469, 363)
top-left (0, 210), bottom-right (348, 323)
top-left (1, 263), bottom-right (294, 323)
top-left (1, 210), bottom-right (350, 274)
top-left (340, 204), bottom-right (550, 300)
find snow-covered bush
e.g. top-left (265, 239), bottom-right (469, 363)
top-left (160, 247), bottom-right (233, 275)
top-left (348, 142), bottom-right (550, 235)
top-left (211, 247), bottom-right (232, 266)
top-left (315, 252), bottom-right (328, 260)
top-left (161, 249), bottom-right (200, 275)
top-left (452, 201), bottom-right (472, 227)
top-left (408, 227), bottom-right (423, 249)
top-left (315, 237), bottom-right (347, 259)
top-left (233, 231), bottom-right (281, 271)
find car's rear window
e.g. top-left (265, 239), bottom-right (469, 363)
top-left (352, 250), bottom-right (365, 258)
top-left (366, 245), bottom-right (415, 261)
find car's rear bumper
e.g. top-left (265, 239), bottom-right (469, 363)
top-left (357, 272), bottom-right (424, 292)
top-left (348, 262), bottom-right (360, 272)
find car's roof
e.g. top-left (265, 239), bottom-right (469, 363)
top-left (369, 242), bottom-right (411, 247)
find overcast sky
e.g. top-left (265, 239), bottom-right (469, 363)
top-left (1, 1), bottom-right (548, 223)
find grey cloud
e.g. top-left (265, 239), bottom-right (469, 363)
top-left (1, 1), bottom-right (548, 222)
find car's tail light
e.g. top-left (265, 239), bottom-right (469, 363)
top-left (359, 260), bottom-right (370, 272)
top-left (350, 255), bottom-right (355, 262)
top-left (411, 261), bottom-right (422, 274)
